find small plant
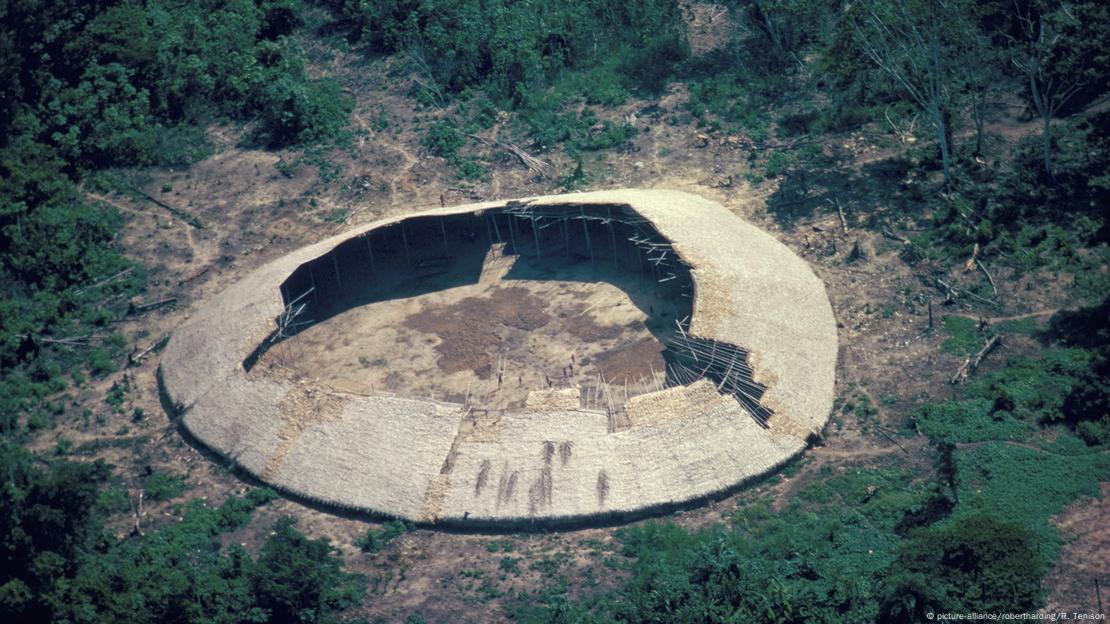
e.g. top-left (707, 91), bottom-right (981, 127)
top-left (358, 519), bottom-right (412, 553)
top-left (324, 208), bottom-right (348, 224)
top-left (422, 120), bottom-right (465, 159)
top-left (499, 556), bottom-right (520, 573)
top-left (144, 471), bottom-right (187, 502)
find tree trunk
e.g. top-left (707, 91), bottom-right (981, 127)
top-left (1041, 113), bottom-right (1053, 178)
top-left (934, 105), bottom-right (953, 189)
top-left (973, 91), bottom-right (986, 157)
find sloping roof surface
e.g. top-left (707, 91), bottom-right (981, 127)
top-left (160, 189), bottom-right (837, 526)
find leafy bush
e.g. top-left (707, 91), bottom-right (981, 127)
top-left (879, 515), bottom-right (1043, 621)
top-left (332, 0), bottom-right (687, 103)
top-left (143, 471), bottom-right (187, 502)
top-left (357, 519), bottom-right (412, 553)
top-left (422, 121), bottom-right (466, 159)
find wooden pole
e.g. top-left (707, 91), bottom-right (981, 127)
top-left (332, 253), bottom-right (342, 287)
top-left (365, 235), bottom-right (375, 273)
top-left (440, 219), bottom-right (450, 256)
top-left (531, 215), bottom-right (542, 257)
top-left (401, 221), bottom-right (411, 264)
top-left (484, 212), bottom-right (494, 244)
top-left (1096, 578), bottom-right (1102, 614)
top-left (607, 207), bottom-right (618, 268)
top-left (490, 213), bottom-right (503, 243)
top-left (507, 214), bottom-right (518, 253)
top-left (580, 208), bottom-right (593, 263)
top-left (308, 265), bottom-right (318, 304)
top-left (562, 218), bottom-right (570, 257)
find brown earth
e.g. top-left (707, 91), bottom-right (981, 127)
top-left (406, 286), bottom-right (552, 377)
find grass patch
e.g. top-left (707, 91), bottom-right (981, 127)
top-left (942, 315), bottom-right (987, 356)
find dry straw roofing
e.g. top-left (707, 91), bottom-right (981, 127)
top-left (160, 189), bottom-right (838, 526)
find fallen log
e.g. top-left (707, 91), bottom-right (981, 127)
top-left (128, 297), bottom-right (177, 315)
top-left (951, 334), bottom-right (1001, 385)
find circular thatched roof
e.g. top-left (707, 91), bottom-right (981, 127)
top-left (160, 189), bottom-right (837, 526)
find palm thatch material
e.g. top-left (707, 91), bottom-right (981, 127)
top-left (159, 189), bottom-right (837, 526)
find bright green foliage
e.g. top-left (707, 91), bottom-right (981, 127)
top-left (915, 347), bottom-right (1108, 444)
top-left (952, 442), bottom-right (1109, 554)
top-left (514, 465), bottom-right (935, 623)
top-left (915, 398), bottom-right (1032, 443)
top-left (941, 315), bottom-right (987, 355)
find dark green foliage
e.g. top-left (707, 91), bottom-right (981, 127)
top-left (878, 515), bottom-right (1043, 621)
top-left (520, 106), bottom-right (637, 154)
top-left (915, 346), bottom-right (1109, 445)
top-left (0, 444), bottom-right (110, 623)
top-left (331, 0), bottom-right (687, 103)
top-left (253, 516), bottom-right (366, 624)
top-left (357, 519), bottom-right (411, 554)
top-left (422, 121), bottom-right (466, 159)
top-left (0, 441), bottom-right (362, 624)
top-left (0, 0), bottom-right (354, 435)
top-left (142, 471), bottom-right (187, 502)
top-left (685, 72), bottom-right (770, 139)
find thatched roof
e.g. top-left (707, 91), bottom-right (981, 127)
top-left (159, 189), bottom-right (837, 526)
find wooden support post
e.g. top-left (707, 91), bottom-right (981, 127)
top-left (531, 215), bottom-right (542, 257)
top-left (484, 212), bottom-right (494, 244)
top-left (365, 235), bottom-right (375, 273)
top-left (440, 219), bottom-right (450, 256)
top-left (580, 208), bottom-right (594, 263)
top-left (490, 213), bottom-right (503, 243)
top-left (607, 207), bottom-right (618, 268)
top-left (507, 213), bottom-right (518, 253)
top-left (332, 253), bottom-right (342, 287)
top-left (562, 218), bottom-right (570, 257)
top-left (401, 221), bottom-right (411, 264)
top-left (308, 265), bottom-right (318, 304)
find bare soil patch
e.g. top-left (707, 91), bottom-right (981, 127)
top-left (593, 336), bottom-right (667, 383)
top-left (407, 286), bottom-right (552, 378)
top-left (258, 247), bottom-right (678, 410)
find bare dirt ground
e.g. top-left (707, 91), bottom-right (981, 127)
top-left (32, 4), bottom-right (1104, 621)
top-left (256, 243), bottom-right (674, 410)
top-left (1044, 483), bottom-right (1110, 615)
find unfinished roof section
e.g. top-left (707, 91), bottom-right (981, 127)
top-left (160, 189), bottom-right (837, 526)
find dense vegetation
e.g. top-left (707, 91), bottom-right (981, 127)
top-left (0, 0), bottom-right (351, 436)
top-left (0, 446), bottom-right (363, 623)
top-left (1, 2), bottom-right (360, 622)
top-left (510, 349), bottom-right (1109, 622)
top-left (1, 0), bottom-right (1107, 621)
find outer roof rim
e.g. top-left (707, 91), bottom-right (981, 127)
top-left (159, 189), bottom-right (838, 526)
